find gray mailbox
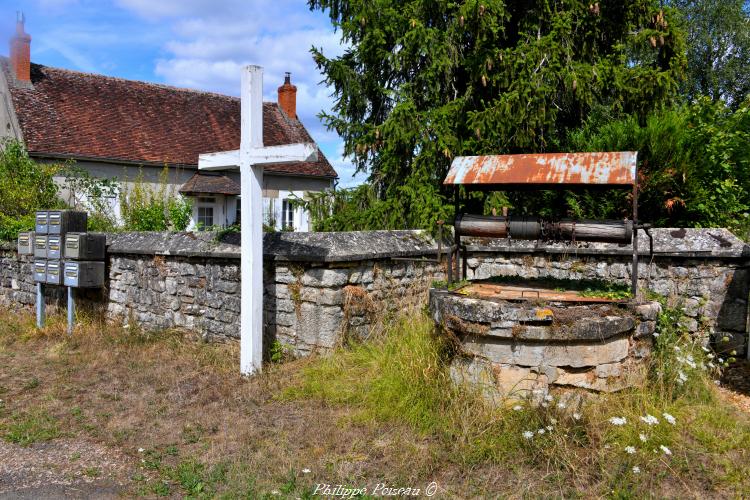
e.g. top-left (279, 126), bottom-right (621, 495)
top-left (63, 261), bottom-right (105, 288)
top-left (47, 235), bottom-right (62, 260)
top-left (34, 235), bottom-right (48, 259)
top-left (17, 232), bottom-right (34, 255)
top-left (35, 211), bottom-right (48, 234)
top-left (33, 260), bottom-right (47, 283)
top-left (65, 233), bottom-right (106, 260)
top-left (47, 210), bottom-right (87, 235)
top-left (46, 260), bottom-right (62, 285)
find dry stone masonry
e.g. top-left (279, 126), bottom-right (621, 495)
top-left (0, 228), bottom-right (748, 358)
top-left (431, 287), bottom-right (662, 401)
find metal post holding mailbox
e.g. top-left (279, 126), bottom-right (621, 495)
top-left (36, 282), bottom-right (45, 329)
top-left (67, 286), bottom-right (75, 335)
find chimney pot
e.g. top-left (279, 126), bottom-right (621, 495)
top-left (9, 12), bottom-right (31, 83)
top-left (277, 72), bottom-right (297, 119)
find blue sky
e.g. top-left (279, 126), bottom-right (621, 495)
top-left (0, 0), bottom-right (366, 187)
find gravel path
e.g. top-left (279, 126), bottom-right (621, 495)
top-left (0, 439), bottom-right (135, 498)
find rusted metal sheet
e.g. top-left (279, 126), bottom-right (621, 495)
top-left (444, 152), bottom-right (637, 186)
top-left (458, 283), bottom-right (625, 304)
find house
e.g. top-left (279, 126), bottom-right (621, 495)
top-left (0, 15), bottom-right (337, 231)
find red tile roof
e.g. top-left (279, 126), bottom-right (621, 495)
top-left (179, 172), bottom-right (241, 196)
top-left (2, 59), bottom-right (337, 178)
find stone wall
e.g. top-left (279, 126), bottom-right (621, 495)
top-left (0, 228), bottom-right (747, 356)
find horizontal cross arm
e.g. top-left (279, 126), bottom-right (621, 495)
top-left (198, 150), bottom-right (239, 170)
top-left (243, 142), bottom-right (318, 164)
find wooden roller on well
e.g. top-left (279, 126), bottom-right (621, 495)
top-left (454, 214), bottom-right (632, 243)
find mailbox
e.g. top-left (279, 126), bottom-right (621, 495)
top-left (47, 210), bottom-right (87, 235)
top-left (63, 261), bottom-right (105, 288)
top-left (65, 233), bottom-right (106, 260)
top-left (17, 232), bottom-right (34, 255)
top-left (47, 235), bottom-right (62, 260)
top-left (34, 235), bottom-right (48, 259)
top-left (46, 260), bottom-right (62, 285)
top-left (33, 260), bottom-right (47, 282)
top-left (35, 211), bottom-right (48, 234)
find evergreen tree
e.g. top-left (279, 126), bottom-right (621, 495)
top-left (309, 0), bottom-right (686, 229)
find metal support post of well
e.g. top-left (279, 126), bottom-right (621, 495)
top-left (36, 282), bottom-right (45, 328)
top-left (67, 286), bottom-right (75, 335)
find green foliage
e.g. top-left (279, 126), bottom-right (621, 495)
top-left (120, 167), bottom-right (192, 232)
top-left (1, 408), bottom-right (61, 446)
top-left (284, 307), bottom-right (750, 493)
top-left (670, 0), bottom-right (750, 107)
top-left (60, 165), bottom-right (120, 232)
top-left (308, 0), bottom-right (686, 230)
top-left (167, 197), bottom-right (193, 232)
top-left (569, 98), bottom-right (750, 231)
top-left (0, 140), bottom-right (62, 240)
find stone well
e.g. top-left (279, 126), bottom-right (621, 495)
top-left (430, 281), bottom-right (662, 403)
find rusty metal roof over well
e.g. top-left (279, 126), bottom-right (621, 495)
top-left (444, 152), bottom-right (637, 187)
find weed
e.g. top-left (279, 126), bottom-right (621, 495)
top-left (1, 408), bottom-right (61, 446)
top-left (83, 467), bottom-right (101, 478)
top-left (23, 377), bottom-right (40, 390)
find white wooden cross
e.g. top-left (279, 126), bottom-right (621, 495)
top-left (198, 65), bottom-right (317, 375)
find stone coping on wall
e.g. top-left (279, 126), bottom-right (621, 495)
top-left (463, 228), bottom-right (749, 259)
top-left (1, 227), bottom-right (746, 261)
top-left (104, 229), bottom-right (443, 262)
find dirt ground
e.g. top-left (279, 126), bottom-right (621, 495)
top-left (0, 313), bottom-right (749, 498)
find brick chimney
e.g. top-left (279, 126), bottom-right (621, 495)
top-left (9, 12), bottom-right (31, 83)
top-left (277, 72), bottom-right (297, 119)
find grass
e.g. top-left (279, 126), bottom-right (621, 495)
top-left (483, 275), bottom-right (633, 300)
top-left (0, 305), bottom-right (747, 497)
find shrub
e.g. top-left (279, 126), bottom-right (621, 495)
top-left (120, 167), bottom-right (192, 231)
top-left (0, 139), bottom-right (63, 240)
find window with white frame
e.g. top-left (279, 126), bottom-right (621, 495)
top-left (196, 197), bottom-right (216, 230)
top-left (281, 199), bottom-right (294, 231)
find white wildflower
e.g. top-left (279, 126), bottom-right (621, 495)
top-left (653, 332), bottom-right (660, 338)
top-left (522, 431), bottom-right (534, 440)
top-left (557, 401), bottom-right (567, 409)
top-left (640, 414), bottom-right (659, 426)
top-left (302, 468), bottom-right (311, 474)
top-left (674, 346), bottom-right (681, 352)
top-left (138, 448), bottom-right (145, 453)
top-left (632, 466), bottom-right (641, 474)
top-left (639, 433), bottom-right (648, 442)
top-left (701, 346), bottom-right (710, 352)
top-left (546, 426), bottom-right (553, 432)
top-left (537, 428), bottom-right (546, 435)
top-left (687, 354), bottom-right (694, 362)
top-left (609, 417), bottom-right (627, 426)
top-left (719, 357), bottom-right (724, 363)
top-left (678, 371), bottom-right (688, 382)
top-left (604, 444), bottom-right (611, 449)
top-left (663, 413), bottom-right (676, 425)
top-left (625, 446), bottom-right (636, 454)
top-left (660, 445), bottom-right (672, 456)
top-left (513, 405), bottom-right (523, 411)
top-left (572, 413), bottom-right (581, 421)
top-left (708, 362), bottom-right (715, 369)
top-left (706, 352), bottom-right (714, 359)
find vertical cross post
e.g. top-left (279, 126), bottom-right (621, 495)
top-left (240, 66), bottom-right (264, 375)
top-left (198, 65), bottom-right (317, 376)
